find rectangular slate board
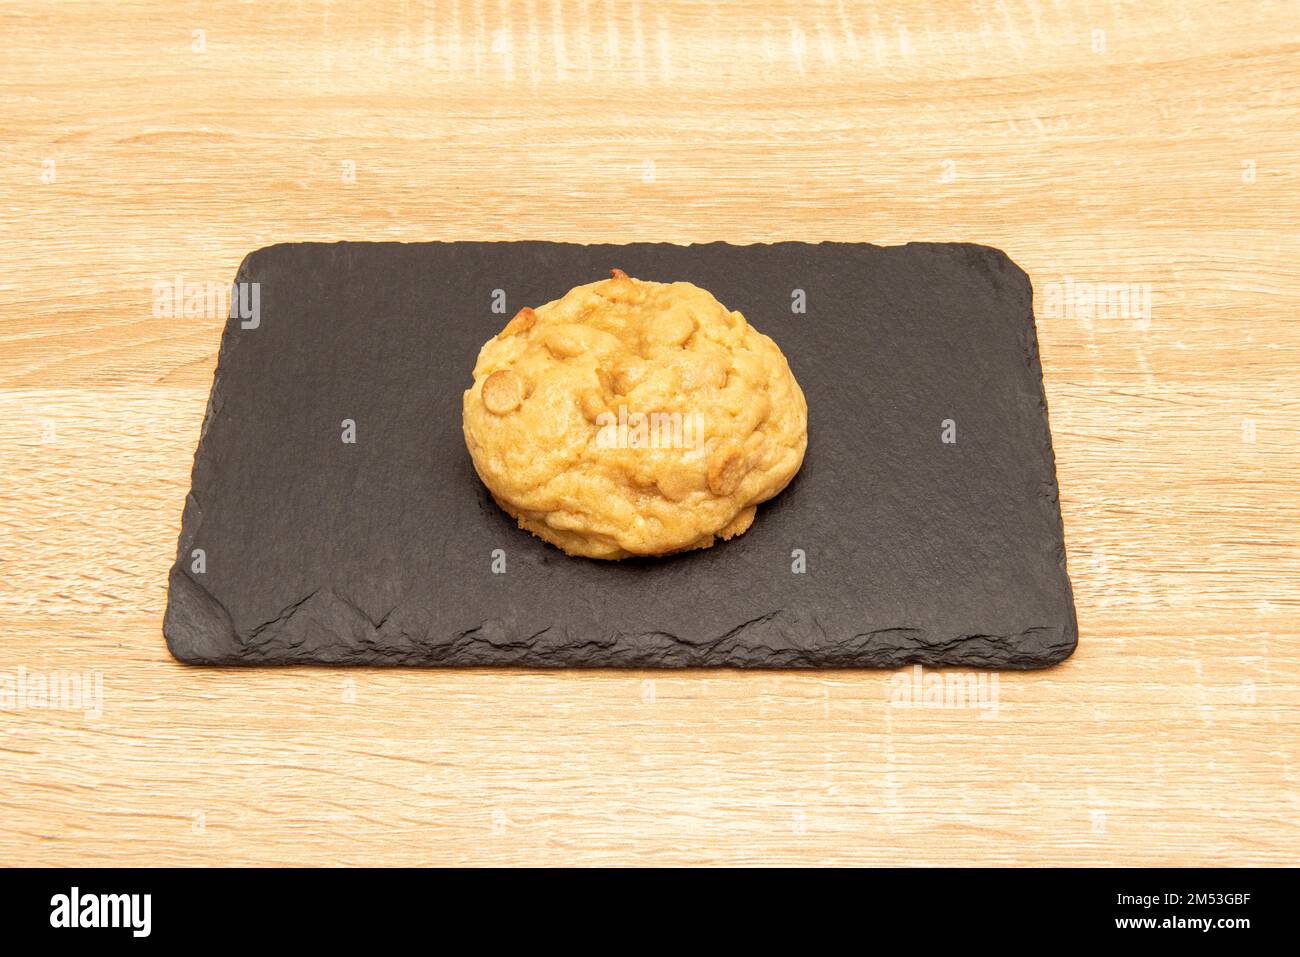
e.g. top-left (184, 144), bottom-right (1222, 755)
top-left (164, 241), bottom-right (1077, 668)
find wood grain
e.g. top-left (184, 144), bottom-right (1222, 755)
top-left (1, 0), bottom-right (1297, 866)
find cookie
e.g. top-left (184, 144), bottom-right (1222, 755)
top-left (462, 270), bottom-right (808, 559)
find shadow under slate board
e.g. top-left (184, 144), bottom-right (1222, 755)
top-left (164, 241), bottom-right (1078, 669)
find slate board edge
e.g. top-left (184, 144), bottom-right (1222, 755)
top-left (162, 241), bottom-right (1079, 670)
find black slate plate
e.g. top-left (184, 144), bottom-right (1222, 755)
top-left (164, 241), bottom-right (1077, 668)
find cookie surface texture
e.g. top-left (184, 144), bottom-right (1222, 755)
top-left (462, 271), bottom-right (808, 559)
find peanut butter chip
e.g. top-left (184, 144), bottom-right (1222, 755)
top-left (481, 369), bottom-right (524, 415)
top-left (610, 359), bottom-right (646, 395)
top-left (603, 268), bottom-right (640, 304)
top-left (707, 446), bottom-right (748, 496)
top-left (578, 389), bottom-right (606, 422)
top-left (500, 307), bottom-right (536, 338)
top-left (544, 326), bottom-right (587, 358)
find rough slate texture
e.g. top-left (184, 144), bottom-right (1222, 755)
top-left (164, 242), bottom-right (1078, 668)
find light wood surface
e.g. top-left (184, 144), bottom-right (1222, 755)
top-left (1, 0), bottom-right (1297, 867)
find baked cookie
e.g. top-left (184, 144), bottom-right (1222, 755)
top-left (462, 270), bottom-right (808, 559)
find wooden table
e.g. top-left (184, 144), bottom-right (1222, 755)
top-left (1, 1), bottom-right (1296, 866)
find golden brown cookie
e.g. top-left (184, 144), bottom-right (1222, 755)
top-left (462, 270), bottom-right (808, 559)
